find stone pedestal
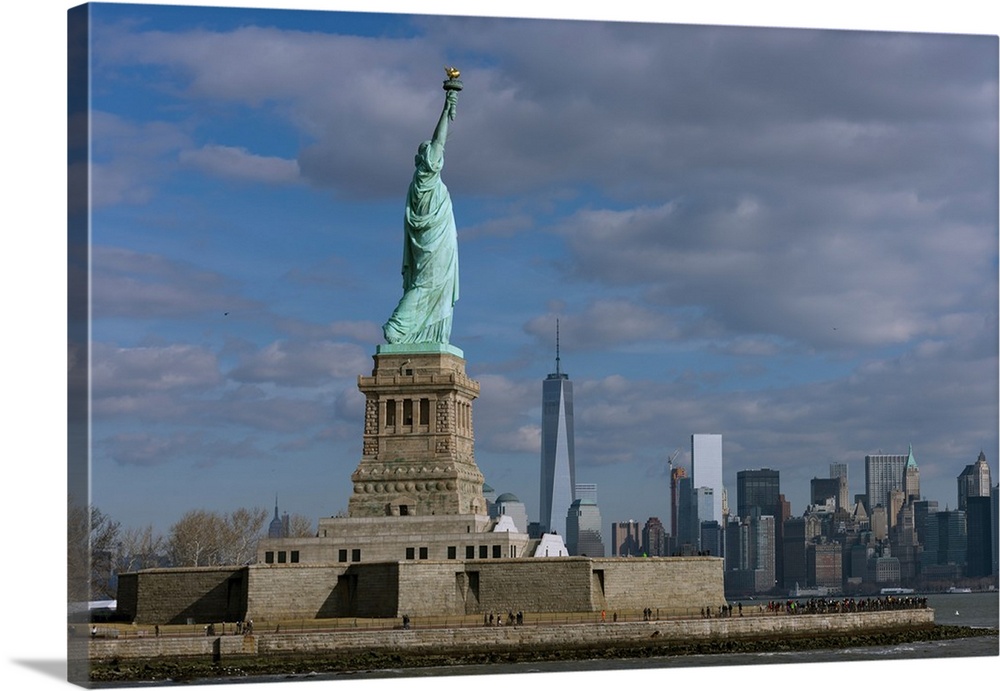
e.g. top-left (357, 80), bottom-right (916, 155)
top-left (348, 345), bottom-right (486, 518)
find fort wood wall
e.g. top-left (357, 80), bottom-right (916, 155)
top-left (119, 556), bottom-right (725, 624)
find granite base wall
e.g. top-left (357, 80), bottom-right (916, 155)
top-left (122, 556), bottom-right (725, 624)
top-left (118, 567), bottom-right (248, 625)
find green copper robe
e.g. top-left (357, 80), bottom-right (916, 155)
top-left (383, 139), bottom-right (459, 345)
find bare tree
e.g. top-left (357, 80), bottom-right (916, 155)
top-left (68, 504), bottom-right (122, 600)
top-left (168, 509), bottom-right (226, 566)
top-left (220, 506), bottom-right (268, 565)
top-left (116, 524), bottom-right (166, 574)
top-left (167, 507), bottom-right (268, 566)
top-left (287, 513), bottom-right (316, 538)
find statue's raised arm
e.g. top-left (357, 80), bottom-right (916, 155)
top-left (426, 69), bottom-right (461, 162)
top-left (382, 69), bottom-right (464, 346)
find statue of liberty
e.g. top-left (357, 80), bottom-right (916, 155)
top-left (383, 69), bottom-right (463, 345)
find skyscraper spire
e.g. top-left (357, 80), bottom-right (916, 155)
top-left (268, 494), bottom-right (285, 538)
top-left (555, 319), bottom-right (561, 376)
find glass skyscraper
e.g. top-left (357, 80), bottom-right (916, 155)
top-left (691, 434), bottom-right (723, 524)
top-left (736, 468), bottom-right (781, 519)
top-left (539, 324), bottom-right (575, 535)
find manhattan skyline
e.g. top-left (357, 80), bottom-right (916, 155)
top-left (65, 3), bottom-right (997, 543)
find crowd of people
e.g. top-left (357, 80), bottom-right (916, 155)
top-left (483, 610), bottom-right (524, 626)
top-left (764, 595), bottom-right (929, 614)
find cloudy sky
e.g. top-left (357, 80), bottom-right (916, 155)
top-left (68, 1), bottom-right (997, 541)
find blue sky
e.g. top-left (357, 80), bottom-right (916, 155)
top-left (66, 3), bottom-right (998, 542)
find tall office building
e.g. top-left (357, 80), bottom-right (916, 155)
top-left (912, 499), bottom-right (938, 546)
top-left (695, 487), bottom-right (715, 531)
top-left (611, 520), bottom-right (641, 557)
top-left (865, 446), bottom-right (916, 511)
top-left (737, 469), bottom-right (781, 519)
top-left (965, 496), bottom-right (993, 578)
top-left (957, 451), bottom-right (992, 511)
top-left (921, 510), bottom-right (967, 572)
top-left (782, 515), bottom-right (823, 589)
top-left (700, 520), bottom-right (723, 557)
top-left (539, 323), bottom-right (575, 535)
top-left (642, 517), bottom-right (667, 556)
top-left (267, 497), bottom-right (289, 539)
top-left (830, 463), bottom-right (849, 510)
top-left (567, 498), bottom-right (605, 557)
top-left (810, 477), bottom-right (841, 510)
top-left (575, 483), bottom-right (598, 503)
top-left (691, 434), bottom-right (723, 524)
top-left (676, 476), bottom-right (698, 549)
top-left (669, 465), bottom-right (687, 537)
top-left (903, 452), bottom-right (920, 502)
top-left (991, 484), bottom-right (999, 577)
top-left (752, 514), bottom-right (776, 592)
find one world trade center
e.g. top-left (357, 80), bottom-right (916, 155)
top-left (539, 322), bottom-right (576, 535)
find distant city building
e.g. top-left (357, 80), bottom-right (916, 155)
top-left (891, 501), bottom-right (920, 582)
top-left (669, 465), bottom-right (687, 537)
top-left (642, 516), bottom-right (667, 556)
top-left (888, 488), bottom-right (907, 532)
top-left (737, 469), bottom-right (785, 587)
top-left (965, 496), bottom-right (993, 578)
top-left (957, 451), bottom-right (992, 511)
top-left (611, 520), bottom-right (641, 557)
top-left (724, 512), bottom-right (775, 595)
top-left (865, 446), bottom-right (916, 512)
top-left (493, 493), bottom-right (529, 534)
top-left (870, 505), bottom-right (889, 541)
top-left (575, 483), bottom-right (598, 503)
top-left (903, 452), bottom-right (920, 502)
top-left (807, 540), bottom-right (843, 590)
top-left (676, 476), bottom-right (698, 550)
top-left (992, 484), bottom-right (999, 577)
top-left (691, 434), bottom-right (723, 524)
top-left (482, 483), bottom-right (498, 508)
top-left (737, 469), bottom-right (781, 519)
top-left (850, 499), bottom-right (870, 532)
top-left (539, 323), bottom-right (575, 535)
top-left (695, 487), bottom-right (715, 532)
top-left (867, 554), bottom-right (901, 586)
top-left (725, 517), bottom-right (751, 572)
top-left (912, 498), bottom-right (938, 546)
top-left (700, 520), bottom-right (723, 557)
top-left (830, 463), bottom-right (850, 510)
top-left (921, 510), bottom-right (967, 572)
top-left (782, 515), bottom-right (823, 589)
top-left (566, 498), bottom-right (605, 557)
top-left (751, 513), bottom-right (776, 593)
top-left (268, 498), bottom-right (289, 539)
top-left (811, 477), bottom-right (842, 511)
